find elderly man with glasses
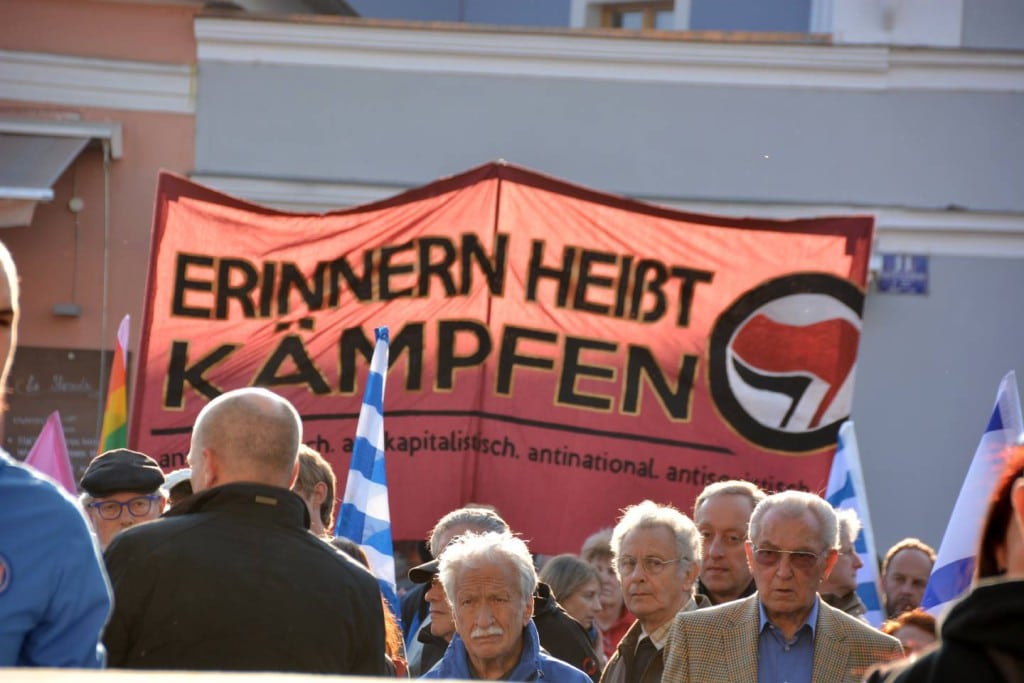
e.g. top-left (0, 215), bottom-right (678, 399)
top-left (80, 448), bottom-right (166, 550)
top-left (599, 500), bottom-right (704, 683)
top-left (663, 490), bottom-right (903, 683)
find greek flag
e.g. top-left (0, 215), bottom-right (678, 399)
top-left (922, 370), bottom-right (1023, 617)
top-left (336, 327), bottom-right (399, 615)
top-left (825, 420), bottom-right (884, 627)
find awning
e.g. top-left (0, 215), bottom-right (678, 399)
top-left (0, 119), bottom-right (122, 227)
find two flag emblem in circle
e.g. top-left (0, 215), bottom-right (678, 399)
top-left (708, 273), bottom-right (865, 454)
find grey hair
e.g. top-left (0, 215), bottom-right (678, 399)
top-left (693, 479), bottom-right (766, 516)
top-left (748, 491), bottom-right (839, 551)
top-left (439, 531), bottom-right (537, 609)
top-left (429, 506), bottom-right (509, 556)
top-left (834, 508), bottom-right (862, 548)
top-left (610, 500), bottom-right (701, 580)
top-left (539, 554), bottom-right (600, 603)
top-left (580, 527), bottom-right (613, 563)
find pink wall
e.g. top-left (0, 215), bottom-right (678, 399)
top-left (0, 0), bottom-right (199, 65)
top-left (0, 0), bottom-right (198, 423)
top-left (0, 106), bottom-right (195, 355)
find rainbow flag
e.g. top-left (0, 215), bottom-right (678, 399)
top-left (98, 314), bottom-right (130, 453)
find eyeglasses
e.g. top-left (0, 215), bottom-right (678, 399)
top-left (751, 546), bottom-right (825, 571)
top-left (87, 495), bottom-right (161, 521)
top-left (616, 556), bottom-right (683, 576)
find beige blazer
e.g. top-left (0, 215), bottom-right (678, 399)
top-left (661, 594), bottom-right (903, 683)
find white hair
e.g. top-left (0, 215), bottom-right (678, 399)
top-left (834, 508), bottom-right (862, 548)
top-left (610, 499), bottom-right (701, 580)
top-left (749, 491), bottom-right (839, 551)
top-left (439, 531), bottom-right (537, 608)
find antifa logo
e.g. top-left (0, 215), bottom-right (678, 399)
top-left (708, 273), bottom-right (864, 453)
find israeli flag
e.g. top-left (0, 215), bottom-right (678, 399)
top-left (336, 327), bottom-right (399, 615)
top-left (825, 420), bottom-right (884, 627)
top-left (922, 370), bottom-right (1023, 617)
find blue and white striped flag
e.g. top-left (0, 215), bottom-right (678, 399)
top-left (922, 370), bottom-right (1023, 617)
top-left (825, 420), bottom-right (884, 627)
top-left (336, 326), bottom-right (399, 615)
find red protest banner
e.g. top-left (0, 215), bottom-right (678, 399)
top-left (132, 162), bottom-right (872, 553)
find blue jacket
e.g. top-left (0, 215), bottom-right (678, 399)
top-left (422, 620), bottom-right (591, 681)
top-left (0, 451), bottom-right (111, 667)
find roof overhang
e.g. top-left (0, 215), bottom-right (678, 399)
top-left (0, 118), bottom-right (122, 227)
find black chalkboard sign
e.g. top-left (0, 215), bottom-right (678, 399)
top-left (4, 346), bottom-right (122, 485)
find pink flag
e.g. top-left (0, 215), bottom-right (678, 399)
top-left (25, 411), bottom-right (76, 495)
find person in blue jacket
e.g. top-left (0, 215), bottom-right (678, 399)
top-left (0, 240), bottom-right (112, 667)
top-left (422, 531), bottom-right (591, 682)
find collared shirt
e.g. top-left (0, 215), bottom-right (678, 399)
top-left (757, 598), bottom-right (818, 683)
top-left (638, 614), bottom-right (676, 653)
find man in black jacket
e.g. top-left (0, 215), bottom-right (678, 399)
top-left (103, 387), bottom-right (389, 675)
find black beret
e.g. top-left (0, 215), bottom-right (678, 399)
top-left (80, 448), bottom-right (165, 497)
top-left (408, 558), bottom-right (439, 584)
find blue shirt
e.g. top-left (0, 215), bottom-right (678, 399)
top-left (0, 451), bottom-right (112, 667)
top-left (757, 597), bottom-right (818, 683)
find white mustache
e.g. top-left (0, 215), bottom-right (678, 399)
top-left (470, 626), bottom-right (504, 638)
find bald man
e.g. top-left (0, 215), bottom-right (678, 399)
top-left (102, 388), bottom-right (388, 675)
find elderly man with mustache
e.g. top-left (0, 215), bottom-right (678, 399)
top-left (422, 531), bottom-right (591, 681)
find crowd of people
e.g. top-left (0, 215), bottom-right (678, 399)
top-left (1, 235), bottom-right (1023, 681)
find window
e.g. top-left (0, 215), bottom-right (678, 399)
top-left (601, 2), bottom-right (674, 30)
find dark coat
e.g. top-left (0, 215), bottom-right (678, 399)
top-left (533, 581), bottom-right (602, 682)
top-left (103, 482), bottom-right (389, 675)
top-left (866, 579), bottom-right (1024, 683)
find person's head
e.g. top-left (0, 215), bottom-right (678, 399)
top-left (429, 505), bottom-right (509, 557)
top-left (80, 448), bottom-right (167, 549)
top-left (539, 554), bottom-right (602, 631)
top-left (746, 491), bottom-right (839, 629)
top-left (293, 444), bottom-right (336, 537)
top-left (0, 241), bottom-right (19, 396)
top-left (581, 527), bottom-right (623, 614)
top-left (161, 467), bottom-right (193, 509)
top-left (187, 387), bottom-right (302, 493)
top-left (819, 507), bottom-right (863, 597)
top-left (880, 607), bottom-right (937, 656)
top-left (409, 558), bottom-right (456, 641)
top-left (610, 500), bottom-right (701, 631)
top-left (331, 536), bottom-right (370, 567)
top-left (439, 532), bottom-right (536, 675)
top-left (976, 444), bottom-right (1024, 580)
top-left (881, 538), bottom-right (935, 618)
top-left (693, 479), bottom-right (766, 605)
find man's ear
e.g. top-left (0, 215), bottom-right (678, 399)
top-left (312, 481), bottom-right (328, 507)
top-left (203, 447), bottom-right (221, 489)
top-left (287, 458), bottom-right (300, 489)
top-left (522, 592), bottom-right (535, 626)
top-left (822, 549), bottom-right (839, 581)
top-left (683, 557), bottom-right (701, 589)
top-left (744, 541), bottom-right (755, 572)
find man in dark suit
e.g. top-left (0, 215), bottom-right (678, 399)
top-left (663, 490), bottom-right (903, 683)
